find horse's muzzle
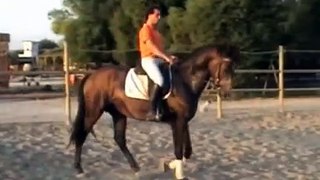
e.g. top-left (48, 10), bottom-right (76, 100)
top-left (215, 78), bottom-right (232, 98)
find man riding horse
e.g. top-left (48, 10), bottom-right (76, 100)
top-left (138, 5), bottom-right (176, 121)
top-left (68, 4), bottom-right (240, 179)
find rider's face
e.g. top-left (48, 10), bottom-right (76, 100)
top-left (149, 9), bottom-right (161, 25)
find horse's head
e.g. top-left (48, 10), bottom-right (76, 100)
top-left (207, 44), bottom-right (240, 96)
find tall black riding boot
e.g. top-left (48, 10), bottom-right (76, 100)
top-left (145, 84), bottom-right (162, 121)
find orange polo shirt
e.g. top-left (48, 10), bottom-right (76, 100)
top-left (138, 23), bottom-right (164, 58)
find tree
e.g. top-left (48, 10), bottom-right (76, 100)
top-left (38, 39), bottom-right (59, 54)
top-left (48, 0), bottom-right (318, 70)
top-left (48, 0), bottom-right (189, 65)
top-left (48, 0), bottom-right (116, 64)
top-left (285, 0), bottom-right (320, 49)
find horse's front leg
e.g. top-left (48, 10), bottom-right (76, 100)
top-left (168, 118), bottom-right (186, 179)
top-left (171, 122), bottom-right (192, 160)
top-left (183, 124), bottom-right (192, 160)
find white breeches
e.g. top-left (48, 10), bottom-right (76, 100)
top-left (141, 57), bottom-right (164, 87)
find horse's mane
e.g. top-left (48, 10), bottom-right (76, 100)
top-left (176, 43), bottom-right (239, 67)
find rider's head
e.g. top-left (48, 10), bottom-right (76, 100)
top-left (144, 5), bottom-right (161, 25)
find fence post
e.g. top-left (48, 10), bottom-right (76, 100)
top-left (63, 41), bottom-right (72, 127)
top-left (216, 90), bottom-right (222, 119)
top-left (278, 45), bottom-right (284, 112)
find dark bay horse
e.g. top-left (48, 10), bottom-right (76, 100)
top-left (68, 43), bottom-right (240, 179)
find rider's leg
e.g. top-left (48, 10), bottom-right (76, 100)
top-left (141, 57), bottom-right (164, 120)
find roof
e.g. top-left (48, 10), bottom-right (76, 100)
top-left (38, 48), bottom-right (63, 58)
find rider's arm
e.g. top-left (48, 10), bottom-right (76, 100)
top-left (140, 27), bottom-right (172, 63)
top-left (145, 40), bottom-right (172, 63)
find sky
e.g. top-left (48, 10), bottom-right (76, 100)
top-left (0, 0), bottom-right (63, 50)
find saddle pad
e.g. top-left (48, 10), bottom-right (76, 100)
top-left (125, 68), bottom-right (172, 100)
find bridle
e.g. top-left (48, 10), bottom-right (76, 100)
top-left (210, 57), bottom-right (231, 89)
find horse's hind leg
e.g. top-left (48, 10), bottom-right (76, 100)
top-left (110, 110), bottom-right (140, 172)
top-left (183, 124), bottom-right (192, 159)
top-left (74, 108), bottom-right (103, 175)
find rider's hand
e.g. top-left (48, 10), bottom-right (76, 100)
top-left (170, 55), bottom-right (178, 61)
top-left (170, 55), bottom-right (178, 63)
top-left (165, 56), bottom-right (174, 64)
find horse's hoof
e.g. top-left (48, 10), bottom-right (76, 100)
top-left (75, 164), bottom-right (84, 175)
top-left (134, 171), bottom-right (141, 178)
top-left (75, 172), bottom-right (85, 178)
top-left (159, 158), bottom-right (170, 172)
top-left (172, 170), bottom-right (188, 180)
top-left (132, 166), bottom-right (140, 173)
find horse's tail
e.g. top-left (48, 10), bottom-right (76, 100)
top-left (67, 74), bottom-right (90, 149)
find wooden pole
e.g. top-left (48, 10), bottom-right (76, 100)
top-left (63, 41), bottom-right (72, 127)
top-left (278, 45), bottom-right (284, 113)
top-left (216, 90), bottom-right (222, 119)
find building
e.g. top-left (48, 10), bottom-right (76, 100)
top-left (18, 40), bottom-right (39, 65)
top-left (38, 48), bottom-right (63, 70)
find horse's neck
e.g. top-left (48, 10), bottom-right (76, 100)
top-left (178, 61), bottom-right (210, 97)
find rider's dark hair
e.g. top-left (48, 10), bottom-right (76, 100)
top-left (143, 5), bottom-right (161, 23)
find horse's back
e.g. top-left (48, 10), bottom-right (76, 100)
top-left (82, 65), bottom-right (128, 97)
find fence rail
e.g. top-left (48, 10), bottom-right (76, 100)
top-left (235, 69), bottom-right (278, 73)
top-left (284, 69), bottom-right (320, 73)
top-left (1, 44), bottom-right (320, 126)
top-left (2, 69), bottom-right (320, 76)
top-left (0, 71), bottom-right (64, 76)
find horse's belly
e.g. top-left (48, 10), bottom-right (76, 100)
top-left (113, 95), bottom-right (151, 120)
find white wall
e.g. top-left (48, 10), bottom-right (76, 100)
top-left (18, 41), bottom-right (39, 58)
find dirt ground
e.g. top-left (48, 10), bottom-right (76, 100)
top-left (0, 97), bottom-right (320, 179)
